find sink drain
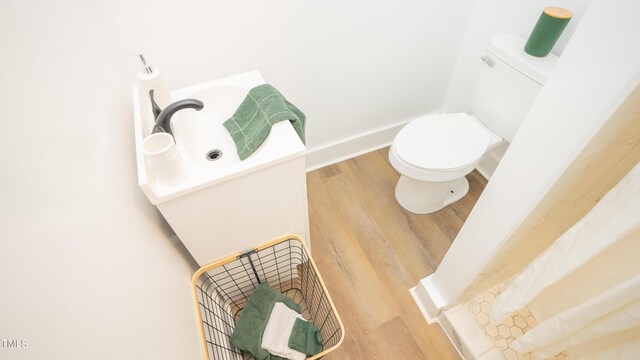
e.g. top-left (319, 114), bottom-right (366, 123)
top-left (206, 149), bottom-right (223, 161)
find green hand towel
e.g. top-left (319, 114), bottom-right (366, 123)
top-left (223, 84), bottom-right (306, 160)
top-left (231, 283), bottom-right (301, 360)
top-left (288, 318), bottom-right (323, 356)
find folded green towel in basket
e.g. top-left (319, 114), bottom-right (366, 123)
top-left (231, 282), bottom-right (301, 360)
top-left (289, 317), bottom-right (323, 356)
top-left (223, 84), bottom-right (306, 160)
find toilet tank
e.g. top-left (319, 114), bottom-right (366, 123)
top-left (470, 34), bottom-right (559, 142)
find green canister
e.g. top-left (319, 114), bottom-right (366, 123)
top-left (525, 7), bottom-right (573, 57)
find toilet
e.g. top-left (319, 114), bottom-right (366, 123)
top-left (390, 33), bottom-right (558, 214)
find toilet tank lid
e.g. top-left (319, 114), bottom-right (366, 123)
top-left (488, 33), bottom-right (559, 85)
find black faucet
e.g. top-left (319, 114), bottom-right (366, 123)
top-left (149, 90), bottom-right (204, 136)
top-left (149, 89), bottom-right (163, 121)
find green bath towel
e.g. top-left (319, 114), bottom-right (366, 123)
top-left (223, 84), bottom-right (306, 160)
top-left (288, 317), bottom-right (323, 356)
top-left (231, 283), bottom-right (301, 360)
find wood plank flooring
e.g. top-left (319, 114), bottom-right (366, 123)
top-left (307, 147), bottom-right (487, 359)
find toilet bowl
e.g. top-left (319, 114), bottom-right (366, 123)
top-left (389, 113), bottom-right (502, 214)
top-left (388, 33), bottom-right (558, 214)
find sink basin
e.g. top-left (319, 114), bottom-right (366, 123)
top-left (133, 70), bottom-right (306, 205)
top-left (172, 85), bottom-right (247, 168)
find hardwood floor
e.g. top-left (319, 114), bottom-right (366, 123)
top-left (307, 147), bottom-right (487, 359)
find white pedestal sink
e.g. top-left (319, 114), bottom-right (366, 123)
top-left (133, 71), bottom-right (310, 265)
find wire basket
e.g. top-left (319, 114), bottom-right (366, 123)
top-left (192, 235), bottom-right (344, 360)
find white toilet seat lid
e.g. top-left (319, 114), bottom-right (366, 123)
top-left (394, 113), bottom-right (491, 170)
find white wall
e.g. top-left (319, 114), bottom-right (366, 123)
top-left (423, 0), bottom-right (640, 307)
top-left (0, 1), bottom-right (203, 358)
top-left (119, 0), bottom-right (474, 168)
top-left (0, 0), bottom-right (474, 358)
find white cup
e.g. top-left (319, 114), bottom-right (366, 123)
top-left (143, 133), bottom-right (188, 186)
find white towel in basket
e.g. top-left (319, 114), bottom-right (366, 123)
top-left (262, 302), bottom-right (306, 360)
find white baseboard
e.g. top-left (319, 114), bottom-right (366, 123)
top-left (476, 154), bottom-right (498, 180)
top-left (476, 163), bottom-right (493, 180)
top-left (410, 286), bottom-right (439, 325)
top-left (305, 120), bottom-right (410, 172)
top-left (411, 275), bottom-right (448, 322)
top-left (475, 142), bottom-right (509, 180)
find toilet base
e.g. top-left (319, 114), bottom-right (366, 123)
top-left (394, 175), bottom-right (470, 214)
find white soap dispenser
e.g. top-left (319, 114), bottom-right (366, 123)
top-left (137, 55), bottom-right (172, 137)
